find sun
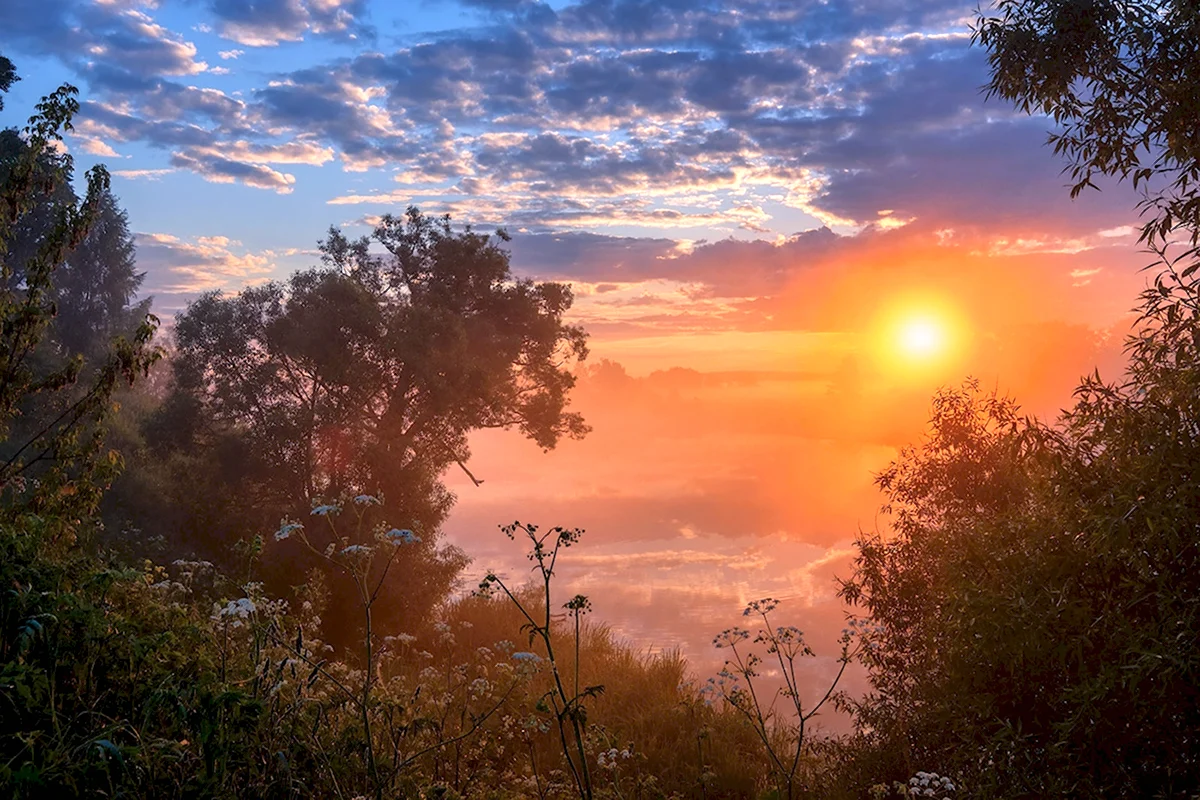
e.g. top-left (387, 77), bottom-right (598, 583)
top-left (897, 317), bottom-right (946, 360)
top-left (868, 293), bottom-right (967, 380)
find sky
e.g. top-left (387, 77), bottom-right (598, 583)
top-left (0, 0), bottom-right (1154, 721)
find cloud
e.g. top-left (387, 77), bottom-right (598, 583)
top-left (211, 139), bottom-right (336, 165)
top-left (169, 148), bottom-right (298, 192)
top-left (207, 0), bottom-right (373, 46)
top-left (135, 231), bottom-right (278, 316)
top-left (457, 0), bottom-right (543, 11)
top-left (1, 0), bottom-right (1151, 221)
top-left (0, 1), bottom-right (209, 80)
top-left (76, 136), bottom-right (122, 157)
top-left (113, 168), bottom-right (175, 180)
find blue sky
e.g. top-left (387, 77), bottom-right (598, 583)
top-left (1, 0), bottom-right (1140, 318)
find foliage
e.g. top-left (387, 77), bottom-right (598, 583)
top-left (0, 56), bottom-right (16, 110)
top-left (2, 66), bottom-right (759, 800)
top-left (839, 353), bottom-right (1200, 796)
top-left (0, 131), bottom-right (149, 362)
top-left (975, 0), bottom-right (1200, 250)
top-left (807, 9), bottom-right (1200, 795)
top-left (0, 68), bottom-right (159, 523)
top-left (15, 8), bottom-right (1200, 794)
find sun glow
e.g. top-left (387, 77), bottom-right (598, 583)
top-left (870, 295), bottom-right (968, 379)
top-left (897, 317), bottom-right (946, 359)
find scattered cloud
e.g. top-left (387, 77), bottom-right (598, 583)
top-left (135, 230), bottom-right (277, 310)
top-left (169, 147), bottom-right (298, 192)
top-left (207, 0), bottom-right (373, 46)
top-left (0, 0), bottom-right (1141, 228)
top-left (112, 168), bottom-right (176, 180)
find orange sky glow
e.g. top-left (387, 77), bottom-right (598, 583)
top-left (443, 223), bottom-right (1148, 726)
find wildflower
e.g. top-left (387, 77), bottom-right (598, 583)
top-left (353, 494), bottom-right (381, 505)
top-left (212, 597), bottom-right (257, 627)
top-left (275, 521), bottom-right (303, 541)
top-left (385, 528), bottom-right (420, 545)
top-left (713, 626), bottom-right (750, 648)
top-left (226, 598), bottom-right (256, 617)
top-left (311, 504), bottom-right (341, 516)
top-left (744, 597), bottom-right (780, 616)
top-left (341, 544), bottom-right (372, 556)
top-left (512, 651), bottom-right (542, 663)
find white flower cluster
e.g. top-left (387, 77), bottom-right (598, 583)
top-left (712, 626), bottom-right (750, 649)
top-left (843, 616), bottom-right (887, 654)
top-left (597, 747), bottom-right (633, 769)
top-left (385, 528), bottom-right (419, 545)
top-left (147, 579), bottom-right (188, 596)
top-left (275, 521), bottom-right (303, 541)
top-left (212, 597), bottom-right (257, 628)
top-left (908, 771), bottom-right (956, 797)
top-left (384, 632), bottom-right (417, 647)
top-left (842, 616), bottom-right (886, 637)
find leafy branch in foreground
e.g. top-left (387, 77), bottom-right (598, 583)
top-left (0, 80), bottom-right (160, 523)
top-left (975, 0), bottom-right (1200, 252)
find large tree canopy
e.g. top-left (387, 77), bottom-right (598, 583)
top-left (164, 208), bottom-right (589, 633)
top-left (840, 301), bottom-right (1200, 795)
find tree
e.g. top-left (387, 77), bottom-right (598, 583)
top-left (975, 0), bottom-right (1200, 250)
top-left (163, 208), bottom-right (589, 635)
top-left (820, 11), bottom-right (1200, 793)
top-left (59, 188), bottom-right (149, 358)
top-left (0, 56), bottom-right (16, 111)
top-left (841, 300), bottom-right (1200, 797)
top-left (0, 66), bottom-right (159, 521)
top-left (0, 130), bottom-right (149, 360)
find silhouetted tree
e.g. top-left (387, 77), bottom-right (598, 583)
top-left (841, 288), bottom-right (1200, 795)
top-left (160, 208), bottom-right (589, 636)
top-left (0, 56), bottom-right (16, 111)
